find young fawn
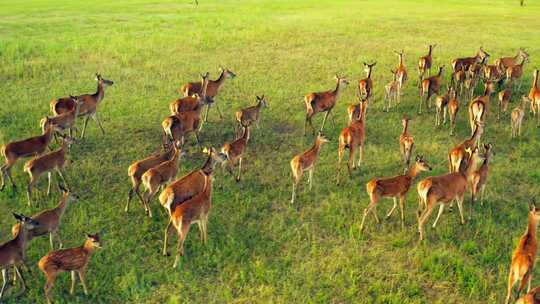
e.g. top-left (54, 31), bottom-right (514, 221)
top-left (336, 99), bottom-right (367, 185)
top-left (384, 70), bottom-right (399, 112)
top-left (399, 116), bottom-right (414, 166)
top-left (360, 155), bottom-right (432, 231)
top-left (448, 89), bottom-right (460, 136)
top-left (418, 44), bottom-right (436, 81)
top-left (448, 121), bottom-right (484, 173)
top-left (24, 136), bottom-right (74, 204)
top-left (358, 62), bottom-right (376, 99)
top-left (511, 96), bottom-right (527, 138)
top-left (417, 147), bottom-right (483, 241)
top-left (304, 75), bottom-right (349, 135)
top-left (141, 144), bottom-right (185, 217)
top-left (12, 186), bottom-right (79, 250)
top-left (221, 125), bottom-right (250, 182)
top-left (0, 213), bottom-right (41, 300)
top-left (235, 95), bottom-right (268, 134)
top-left (505, 203), bottom-right (540, 304)
top-left (41, 96), bottom-right (83, 138)
top-left (470, 143), bottom-right (493, 205)
top-left (1, 124), bottom-right (59, 191)
top-left (290, 133), bottom-right (330, 203)
top-left (435, 87), bottom-right (452, 127)
top-left (39, 233), bottom-right (102, 304)
top-left (419, 66), bottom-right (444, 114)
top-left (498, 84), bottom-right (513, 121)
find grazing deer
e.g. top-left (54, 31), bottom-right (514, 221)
top-left (399, 116), bottom-right (414, 166)
top-left (448, 121), bottom-right (484, 173)
top-left (336, 99), bottom-right (367, 184)
top-left (448, 89), bottom-right (460, 135)
top-left (435, 88), bottom-right (452, 126)
top-left (125, 143), bottom-right (173, 213)
top-left (24, 136), bottom-right (74, 204)
top-left (511, 96), bottom-right (527, 138)
top-left (170, 73), bottom-right (211, 114)
top-left (162, 110), bottom-right (202, 147)
top-left (505, 203), bottom-right (540, 304)
top-left (498, 85), bottom-right (513, 121)
top-left (496, 48), bottom-right (529, 72)
top-left (417, 147), bottom-right (483, 241)
top-left (470, 143), bottom-right (493, 205)
top-left (12, 187), bottom-right (78, 250)
top-left (180, 67), bottom-right (236, 122)
top-left (384, 70), bottom-right (399, 112)
top-left (1, 125), bottom-right (59, 191)
top-left (360, 155), bottom-right (432, 231)
top-left (516, 285), bottom-right (540, 304)
top-left (419, 66), bottom-right (444, 114)
top-left (528, 70), bottom-right (540, 127)
top-left (50, 74), bottom-right (114, 139)
top-left (0, 214), bottom-right (41, 300)
top-left (506, 57), bottom-right (528, 91)
top-left (304, 75), bottom-right (349, 135)
top-left (41, 96), bottom-right (83, 138)
top-left (451, 47), bottom-right (490, 73)
top-left (159, 147), bottom-right (226, 216)
top-left (418, 44), bottom-right (436, 81)
top-left (38, 233), bottom-right (102, 304)
top-left (394, 50), bottom-right (407, 97)
top-left (358, 62), bottom-right (376, 99)
top-left (221, 125), bottom-right (250, 182)
top-left (235, 95), bottom-right (268, 133)
top-left (290, 133), bottom-right (329, 203)
top-left (468, 81), bottom-right (496, 135)
top-left (141, 145), bottom-right (185, 217)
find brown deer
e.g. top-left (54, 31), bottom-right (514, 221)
top-left (24, 136), bottom-right (74, 204)
top-left (290, 133), bottom-right (329, 203)
top-left (235, 95), bottom-right (268, 134)
top-left (498, 85), bottom-right (513, 121)
top-left (50, 74), bottom-right (114, 139)
top-left (347, 96), bottom-right (369, 123)
top-left (399, 116), bottom-right (414, 166)
top-left (470, 143), bottom-right (493, 205)
top-left (418, 44), bottom-right (436, 81)
top-left (360, 155), bottom-right (432, 231)
top-left (464, 58), bottom-right (488, 100)
top-left (41, 96), bottom-right (83, 138)
top-left (394, 50), bottom-right (407, 97)
top-left (141, 145), bottom-right (185, 217)
top-left (451, 47), bottom-right (490, 73)
top-left (159, 147), bottom-right (226, 216)
top-left (511, 96), bottom-right (527, 138)
top-left (221, 125), bottom-right (250, 182)
top-left (435, 88), bottom-right (452, 126)
top-left (1, 125), bottom-right (59, 191)
top-left (358, 62), bottom-right (376, 99)
top-left (162, 110), bottom-right (202, 147)
top-left (304, 75), bottom-right (349, 135)
top-left (417, 147), bottom-right (483, 241)
top-left (336, 99), bottom-right (368, 185)
top-left (528, 70), bottom-right (540, 127)
top-left (0, 213), bottom-right (41, 300)
top-left (483, 64), bottom-right (504, 82)
top-left (170, 73), bottom-right (210, 114)
top-left (38, 233), bottom-right (102, 304)
top-left (384, 70), bottom-right (399, 111)
top-left (448, 121), bottom-right (484, 173)
top-left (505, 203), bottom-right (540, 304)
top-left (516, 285), bottom-right (540, 304)
top-left (496, 48), bottom-right (529, 72)
top-left (451, 70), bottom-right (466, 97)
top-left (419, 66), bottom-right (444, 114)
top-left (125, 143), bottom-right (173, 213)
top-left (12, 187), bottom-right (78, 250)
top-left (506, 57), bottom-right (528, 91)
top-left (468, 81), bottom-right (496, 135)
top-left (448, 89), bottom-right (460, 135)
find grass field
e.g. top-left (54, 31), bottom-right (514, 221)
top-left (1, 0), bottom-right (540, 303)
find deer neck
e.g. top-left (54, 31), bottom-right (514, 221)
top-left (215, 70), bottom-right (227, 88)
top-left (405, 165), bottom-right (419, 180)
top-left (469, 127), bottom-right (482, 144)
top-left (533, 71), bottom-right (539, 89)
top-left (367, 68), bottom-right (373, 79)
top-left (14, 227), bottom-right (30, 253)
top-left (56, 195), bottom-right (70, 218)
top-left (399, 56), bottom-right (404, 67)
top-left (94, 82), bottom-right (105, 103)
top-left (333, 80), bottom-right (343, 98)
top-left (461, 154), bottom-right (478, 179)
top-left (428, 46), bottom-right (433, 57)
top-left (201, 154), bottom-right (215, 176)
top-left (82, 240), bottom-right (97, 254)
top-left (43, 126), bottom-right (54, 143)
top-left (526, 214), bottom-right (538, 242)
top-left (402, 120), bottom-right (409, 135)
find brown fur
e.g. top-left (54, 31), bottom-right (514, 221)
top-left (418, 44), bottom-right (436, 79)
top-left (399, 117), bottom-right (414, 166)
top-left (304, 76), bottom-right (349, 135)
top-left (419, 66), bottom-right (444, 114)
top-left (448, 122), bottom-right (483, 173)
top-left (336, 100), bottom-right (367, 185)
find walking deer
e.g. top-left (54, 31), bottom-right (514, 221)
top-left (360, 155), bottom-right (432, 231)
top-left (511, 96), bottom-right (527, 138)
top-left (399, 116), bottom-right (414, 166)
top-left (496, 48), bottom-right (529, 72)
top-left (527, 70), bottom-right (540, 126)
top-left (435, 88), bottom-right (452, 126)
top-left (468, 81), bottom-right (496, 135)
top-left (347, 96), bottom-right (369, 123)
top-left (418, 44), bottom-right (436, 81)
top-left (290, 133), bottom-right (329, 203)
top-left (451, 47), bottom-right (490, 73)
top-left (506, 57), bottom-right (528, 91)
top-left (170, 73), bottom-right (211, 114)
top-left (448, 121), bottom-right (484, 173)
top-left (505, 203), bottom-right (540, 304)
top-left (498, 85), bottom-right (513, 121)
top-left (235, 95), bottom-right (268, 133)
top-left (448, 89), bottom-right (460, 135)
top-left (336, 99), bottom-right (367, 185)
top-left (39, 233), bottom-right (102, 304)
top-left (419, 66), bottom-right (444, 114)
top-left (451, 70), bottom-right (466, 97)
top-left (221, 125), bottom-right (250, 182)
top-left (41, 96), bottom-right (83, 138)
top-left (470, 143), bottom-right (493, 205)
top-left (162, 110), bottom-right (202, 147)
top-left (384, 70), bottom-right (399, 112)
top-left (394, 50), bottom-right (407, 97)
top-left (358, 62), bottom-right (376, 99)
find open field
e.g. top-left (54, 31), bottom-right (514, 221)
top-left (1, 0), bottom-right (540, 303)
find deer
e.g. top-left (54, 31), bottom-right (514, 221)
top-left (506, 57), bottom-right (528, 91)
top-left (394, 50), bottom-right (407, 99)
top-left (290, 133), bottom-right (329, 203)
top-left (435, 87), bottom-right (452, 126)
top-left (347, 96), bottom-right (369, 123)
top-left (304, 75), bottom-right (349, 135)
top-left (448, 121), bottom-right (484, 173)
top-left (419, 66), bottom-right (444, 114)
top-left (451, 47), bottom-right (490, 74)
top-left (180, 67), bottom-right (236, 122)
top-left (221, 125), bottom-right (250, 182)
top-left (470, 143), bottom-right (494, 206)
top-left (498, 84), bottom-right (513, 121)
top-left (448, 89), bottom-right (460, 135)
top-left (0, 213), bottom-right (41, 300)
top-left (360, 155), bottom-right (432, 231)
top-left (125, 143), bottom-right (173, 214)
top-left (358, 62), bottom-right (376, 99)
top-left (418, 44), bottom-right (436, 81)
top-left (336, 99), bottom-right (367, 185)
top-left (399, 116), bottom-right (414, 166)
top-left (496, 48), bottom-right (529, 72)
top-left (23, 136), bottom-right (74, 205)
top-left (162, 110), bottom-right (202, 147)
top-left (50, 73), bottom-right (114, 139)
top-left (451, 70), bottom-right (466, 97)
top-left (38, 233), bottom-right (102, 304)
top-left (1, 124), bottom-right (60, 191)
top-left (417, 146), bottom-right (483, 241)
top-left (468, 81), bottom-right (496, 135)
top-left (12, 186), bottom-right (78, 250)
top-left (511, 96), bottom-right (527, 138)
top-left (464, 58), bottom-right (488, 100)
top-left (383, 70), bottom-right (399, 112)
top-left (527, 70), bottom-right (540, 127)
top-left (141, 144), bottom-right (185, 217)
top-left (483, 64), bottom-right (504, 82)
top-left (159, 147), bottom-right (226, 216)
top-left (41, 96), bottom-right (84, 138)
top-left (516, 286), bottom-right (540, 304)
top-left (505, 203), bottom-right (540, 304)
top-left (235, 95), bottom-right (268, 134)
top-left (170, 73), bottom-right (211, 114)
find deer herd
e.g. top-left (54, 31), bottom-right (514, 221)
top-left (0, 44), bottom-right (538, 302)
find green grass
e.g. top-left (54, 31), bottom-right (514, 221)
top-left (0, 0), bottom-right (539, 303)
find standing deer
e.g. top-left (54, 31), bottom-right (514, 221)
top-left (435, 88), bottom-right (452, 126)
top-left (290, 133), bottom-right (329, 203)
top-left (528, 70), bottom-right (540, 127)
top-left (358, 62), bottom-right (376, 99)
top-left (304, 75), bottom-right (349, 135)
top-left (498, 85), bottom-right (513, 121)
top-left (38, 233), bottom-right (102, 304)
top-left (417, 147), bottom-right (483, 241)
top-left (451, 70), bottom-right (466, 97)
top-left (162, 110), bottom-right (202, 147)
top-left (505, 203), bottom-right (540, 304)
top-left (360, 155), bottom-right (432, 231)
top-left (448, 121), bottom-right (484, 173)
top-left (394, 50), bottom-right (407, 98)
top-left (170, 73), bottom-right (211, 114)
top-left (221, 125), bottom-right (250, 182)
top-left (347, 96), bottom-right (369, 123)
top-left (0, 214), bottom-right (41, 300)
top-left (399, 116), bottom-right (414, 166)
top-left (1, 125), bottom-right (59, 191)
top-left (483, 64), bottom-right (504, 82)
top-left (448, 89), bottom-right (460, 135)
top-left (336, 99), bottom-right (367, 185)
top-left (506, 57), bottom-right (528, 91)
top-left (470, 143), bottom-right (493, 205)
top-left (464, 58), bottom-right (488, 100)
top-left (419, 66), bottom-right (444, 114)
top-left (41, 96), bottom-right (83, 138)
top-left (511, 96), bottom-right (527, 138)
top-left (384, 70), bottom-right (399, 112)
top-left (418, 44), bottom-right (436, 81)
top-left (468, 81), bottom-right (496, 135)
top-left (451, 47), bottom-right (490, 73)
top-left (496, 48), bottom-right (529, 72)
top-left (235, 95), bottom-right (268, 134)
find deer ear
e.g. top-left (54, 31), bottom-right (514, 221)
top-left (13, 213), bottom-right (23, 221)
top-left (415, 155), bottom-right (420, 162)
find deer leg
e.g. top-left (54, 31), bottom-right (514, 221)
top-left (308, 169), bottom-right (314, 191)
top-left (215, 103), bottom-right (224, 120)
top-left (144, 189), bottom-right (156, 218)
top-left (77, 270), bottom-right (88, 295)
top-left (49, 232), bottom-right (54, 250)
top-left (92, 113), bottom-right (105, 135)
top-left (320, 111), bottom-right (330, 133)
top-left (0, 269), bottom-right (8, 299)
top-left (360, 194), bottom-right (379, 232)
top-left (202, 215), bottom-right (208, 244)
top-left (432, 204), bottom-right (445, 228)
top-left (204, 104), bottom-right (211, 123)
top-left (517, 270), bottom-right (531, 297)
top-left (418, 199), bottom-right (435, 241)
top-left (348, 147), bottom-right (354, 175)
top-left (197, 221), bottom-right (204, 242)
top-left (418, 94), bottom-right (423, 114)
top-left (504, 268), bottom-right (515, 304)
top-left (386, 197), bottom-right (398, 219)
top-left (4, 162), bottom-right (17, 190)
top-left (399, 196), bottom-right (405, 229)
top-left (443, 106), bottom-right (448, 124)
top-left (358, 144), bottom-right (364, 168)
top-left (70, 271), bottom-right (77, 295)
top-left (26, 177), bottom-right (37, 206)
top-left (173, 222), bottom-right (191, 268)
top-left (81, 115), bottom-right (90, 139)
top-left (56, 168), bottom-right (70, 191)
top-left (236, 157), bottom-right (242, 182)
top-left (456, 195), bottom-right (465, 224)
top-left (14, 266), bottom-right (26, 296)
top-left (163, 220), bottom-right (173, 256)
top-left (329, 110), bottom-right (336, 128)
top-left (55, 230), bottom-right (63, 249)
top-left (480, 185), bottom-right (486, 206)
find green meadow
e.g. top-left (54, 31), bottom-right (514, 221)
top-left (1, 0), bottom-right (539, 303)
